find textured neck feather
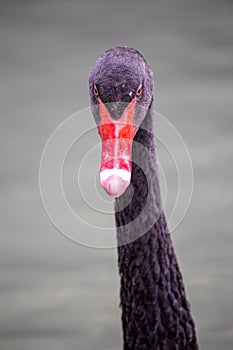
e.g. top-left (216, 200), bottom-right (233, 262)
top-left (115, 101), bottom-right (198, 350)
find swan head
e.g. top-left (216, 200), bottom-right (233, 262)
top-left (89, 47), bottom-right (154, 197)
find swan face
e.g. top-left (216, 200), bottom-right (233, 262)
top-left (89, 47), bottom-right (154, 197)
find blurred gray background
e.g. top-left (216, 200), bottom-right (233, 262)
top-left (1, 0), bottom-right (233, 349)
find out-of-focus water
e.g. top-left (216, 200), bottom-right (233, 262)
top-left (1, 0), bottom-right (233, 349)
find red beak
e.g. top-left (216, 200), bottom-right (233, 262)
top-left (97, 97), bottom-right (137, 197)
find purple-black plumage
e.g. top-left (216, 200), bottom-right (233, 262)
top-left (89, 47), bottom-right (198, 350)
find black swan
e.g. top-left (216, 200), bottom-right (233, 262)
top-left (89, 47), bottom-right (198, 350)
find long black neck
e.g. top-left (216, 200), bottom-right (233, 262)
top-left (115, 101), bottom-right (198, 350)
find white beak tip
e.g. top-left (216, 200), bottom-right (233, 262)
top-left (100, 174), bottom-right (130, 198)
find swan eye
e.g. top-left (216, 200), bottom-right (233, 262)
top-left (136, 85), bottom-right (142, 97)
top-left (93, 85), bottom-right (99, 96)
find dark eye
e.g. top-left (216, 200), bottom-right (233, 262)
top-left (93, 85), bottom-right (99, 96)
top-left (136, 85), bottom-right (142, 97)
